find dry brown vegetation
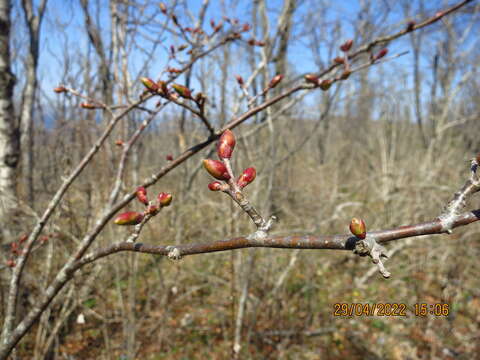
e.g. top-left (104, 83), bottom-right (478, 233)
top-left (1, 0), bottom-right (480, 359)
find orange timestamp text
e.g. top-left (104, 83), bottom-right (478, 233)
top-left (333, 303), bottom-right (449, 317)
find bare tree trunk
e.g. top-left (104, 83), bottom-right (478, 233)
top-left (0, 0), bottom-right (19, 243)
top-left (19, 0), bottom-right (47, 207)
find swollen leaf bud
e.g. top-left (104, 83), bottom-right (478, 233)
top-left (172, 84), bottom-right (192, 99)
top-left (406, 21), bottom-right (415, 32)
top-left (147, 204), bottom-right (159, 215)
top-left (319, 79), bottom-right (333, 91)
top-left (114, 211), bottom-right (144, 226)
top-left (158, 192), bottom-right (173, 207)
top-left (6, 259), bottom-right (16, 268)
top-left (340, 70), bottom-right (351, 80)
top-left (269, 74), bottom-right (284, 89)
top-left (203, 159), bottom-right (231, 180)
top-left (217, 130), bottom-right (236, 159)
top-left (140, 77), bottom-right (159, 92)
top-left (237, 167), bottom-right (256, 188)
top-left (195, 92), bottom-right (206, 105)
top-left (208, 181), bottom-right (223, 191)
top-left (340, 39), bottom-right (353, 52)
top-left (136, 186), bottom-right (148, 205)
top-left (159, 3), bottom-right (167, 14)
top-left (54, 86), bottom-right (67, 93)
top-left (304, 74), bottom-right (319, 85)
top-left (235, 75), bottom-right (244, 86)
top-left (349, 218), bottom-right (366, 239)
top-left (374, 48), bottom-right (388, 61)
top-left (334, 57), bottom-right (345, 64)
top-left (80, 102), bottom-right (99, 110)
top-left (10, 242), bottom-right (19, 255)
top-left (158, 81), bottom-right (168, 95)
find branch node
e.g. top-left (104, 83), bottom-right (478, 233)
top-left (353, 236), bottom-right (390, 279)
top-left (247, 216), bottom-right (277, 242)
top-left (166, 246), bottom-right (182, 260)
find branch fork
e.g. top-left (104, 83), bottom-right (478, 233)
top-left (353, 236), bottom-right (391, 279)
top-left (438, 155), bottom-right (480, 233)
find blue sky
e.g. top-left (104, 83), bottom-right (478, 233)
top-left (10, 0), bottom-right (477, 122)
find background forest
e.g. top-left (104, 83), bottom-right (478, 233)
top-left (0, 0), bottom-right (480, 359)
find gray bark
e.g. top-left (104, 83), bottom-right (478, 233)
top-left (19, 0), bottom-right (47, 206)
top-left (0, 0), bottom-right (19, 242)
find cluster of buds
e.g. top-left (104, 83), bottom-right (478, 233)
top-left (114, 187), bottom-right (173, 226)
top-left (304, 75), bottom-right (333, 91)
top-left (210, 19), bottom-right (223, 33)
top-left (139, 77), bottom-right (207, 112)
top-left (203, 130), bottom-right (256, 192)
top-left (6, 233), bottom-right (50, 268)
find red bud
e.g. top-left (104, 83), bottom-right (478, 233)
top-left (115, 140), bottom-right (124, 146)
top-left (140, 77), bottom-right (159, 92)
top-left (54, 86), bottom-right (67, 93)
top-left (172, 84), bottom-right (192, 99)
top-left (319, 79), bottom-right (332, 91)
top-left (340, 39), bottom-right (353, 52)
top-left (6, 259), bottom-right (16, 268)
top-left (237, 167), bottom-right (256, 188)
top-left (19, 234), bottom-right (28, 243)
top-left (349, 218), bottom-right (366, 239)
top-left (80, 102), bottom-right (99, 110)
top-left (136, 186), bottom-right (148, 205)
top-left (166, 154), bottom-right (174, 161)
top-left (304, 74), bottom-right (320, 85)
top-left (217, 130), bottom-right (236, 159)
top-left (10, 242), bottom-right (19, 255)
top-left (269, 74), bottom-right (284, 89)
top-left (147, 204), bottom-right (159, 215)
top-left (235, 75), bottom-right (244, 86)
top-left (242, 23), bottom-right (251, 32)
top-left (334, 57), bottom-right (345, 64)
top-left (158, 192), bottom-right (173, 207)
top-left (167, 67), bottom-right (181, 74)
top-left (208, 181), bottom-right (223, 191)
top-left (203, 159), bottom-right (231, 180)
top-left (340, 70), bottom-right (351, 80)
top-left (114, 211), bottom-right (144, 226)
top-left (374, 48), bottom-right (388, 61)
